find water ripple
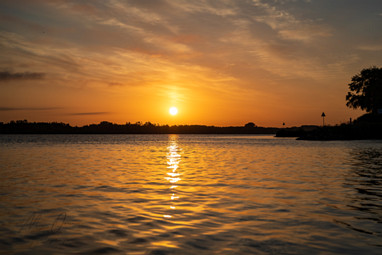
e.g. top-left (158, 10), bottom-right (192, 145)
top-left (1, 135), bottom-right (382, 254)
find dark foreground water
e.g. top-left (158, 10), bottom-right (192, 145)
top-left (0, 134), bottom-right (381, 254)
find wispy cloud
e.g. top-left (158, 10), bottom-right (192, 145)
top-left (69, 112), bottom-right (110, 116)
top-left (358, 44), bottom-right (382, 51)
top-left (0, 71), bottom-right (45, 81)
top-left (0, 0), bottom-right (345, 88)
top-left (0, 107), bottom-right (59, 111)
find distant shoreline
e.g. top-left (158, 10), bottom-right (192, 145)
top-left (0, 120), bottom-right (278, 135)
top-left (3, 114), bottom-right (381, 139)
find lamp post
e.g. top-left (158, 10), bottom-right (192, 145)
top-left (321, 112), bottom-right (326, 126)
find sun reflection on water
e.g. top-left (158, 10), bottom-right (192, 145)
top-left (164, 135), bottom-right (181, 217)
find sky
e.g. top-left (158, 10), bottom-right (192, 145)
top-left (0, 0), bottom-right (381, 127)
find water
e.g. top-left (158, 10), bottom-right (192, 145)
top-left (0, 134), bottom-right (381, 254)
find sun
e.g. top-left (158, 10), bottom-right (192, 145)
top-left (169, 107), bottom-right (178, 116)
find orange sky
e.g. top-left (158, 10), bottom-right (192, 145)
top-left (1, 0), bottom-right (381, 127)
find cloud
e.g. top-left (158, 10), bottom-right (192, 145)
top-left (0, 107), bottom-right (59, 111)
top-left (69, 112), bottom-right (110, 116)
top-left (0, 0), bottom-right (380, 98)
top-left (357, 44), bottom-right (382, 51)
top-left (0, 71), bottom-right (45, 81)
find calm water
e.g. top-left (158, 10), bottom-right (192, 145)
top-left (0, 134), bottom-right (382, 254)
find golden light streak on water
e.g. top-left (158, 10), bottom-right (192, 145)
top-left (164, 135), bottom-right (181, 222)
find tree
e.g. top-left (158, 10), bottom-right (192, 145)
top-left (346, 66), bottom-right (382, 114)
top-left (244, 122), bottom-right (256, 128)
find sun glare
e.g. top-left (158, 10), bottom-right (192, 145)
top-left (169, 107), bottom-right (178, 116)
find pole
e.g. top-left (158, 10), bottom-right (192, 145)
top-left (321, 112), bottom-right (326, 126)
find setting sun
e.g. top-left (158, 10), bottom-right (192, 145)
top-left (169, 107), bottom-right (178, 116)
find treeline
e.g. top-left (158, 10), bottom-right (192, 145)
top-left (276, 113), bottom-right (382, 140)
top-left (0, 120), bottom-right (279, 134)
top-left (297, 114), bottom-right (382, 140)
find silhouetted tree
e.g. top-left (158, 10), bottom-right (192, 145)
top-left (346, 66), bottom-right (382, 114)
top-left (143, 122), bottom-right (155, 127)
top-left (244, 122), bottom-right (256, 128)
